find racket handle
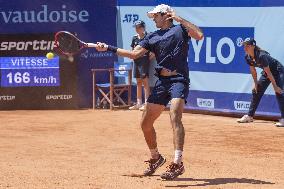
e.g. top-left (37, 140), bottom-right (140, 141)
top-left (86, 43), bottom-right (98, 48)
top-left (87, 43), bottom-right (106, 49)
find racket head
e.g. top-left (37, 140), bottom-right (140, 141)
top-left (54, 31), bottom-right (87, 56)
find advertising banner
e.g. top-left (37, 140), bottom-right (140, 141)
top-left (0, 0), bottom-right (117, 109)
top-left (118, 0), bottom-right (284, 117)
top-left (0, 33), bottom-right (77, 109)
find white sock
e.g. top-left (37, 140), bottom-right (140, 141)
top-left (137, 98), bottom-right (142, 105)
top-left (150, 148), bottom-right (159, 159)
top-left (174, 150), bottom-right (183, 164)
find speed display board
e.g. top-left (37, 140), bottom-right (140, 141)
top-left (0, 33), bottom-right (78, 110)
top-left (1, 56), bottom-right (60, 87)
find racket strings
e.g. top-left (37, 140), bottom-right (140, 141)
top-left (56, 33), bottom-right (81, 54)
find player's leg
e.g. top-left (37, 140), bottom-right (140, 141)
top-left (142, 79), bottom-right (169, 176)
top-left (141, 103), bottom-right (165, 151)
top-left (237, 74), bottom-right (270, 123)
top-left (141, 103), bottom-right (166, 176)
top-left (274, 71), bottom-right (284, 127)
top-left (169, 98), bottom-right (185, 154)
top-left (161, 81), bottom-right (188, 180)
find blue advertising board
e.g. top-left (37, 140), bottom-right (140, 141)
top-left (118, 0), bottom-right (284, 117)
top-left (0, 0), bottom-right (117, 109)
top-left (0, 33), bottom-right (78, 109)
top-left (189, 27), bottom-right (254, 74)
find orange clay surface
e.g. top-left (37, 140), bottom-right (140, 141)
top-left (0, 110), bottom-right (284, 189)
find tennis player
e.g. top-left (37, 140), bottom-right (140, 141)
top-left (95, 4), bottom-right (203, 179)
top-left (237, 38), bottom-right (284, 127)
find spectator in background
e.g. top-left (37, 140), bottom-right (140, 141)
top-left (129, 20), bottom-right (154, 111)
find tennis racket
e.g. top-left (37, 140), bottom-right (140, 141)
top-left (54, 31), bottom-right (99, 56)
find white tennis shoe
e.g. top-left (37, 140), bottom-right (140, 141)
top-left (275, 118), bottom-right (284, 127)
top-left (139, 104), bottom-right (146, 111)
top-left (237, 115), bottom-right (253, 123)
top-left (129, 104), bottom-right (142, 110)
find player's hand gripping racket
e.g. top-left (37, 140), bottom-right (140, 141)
top-left (54, 31), bottom-right (102, 56)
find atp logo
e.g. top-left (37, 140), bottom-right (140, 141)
top-left (122, 14), bottom-right (139, 23)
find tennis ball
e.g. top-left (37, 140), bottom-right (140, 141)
top-left (46, 52), bottom-right (54, 59)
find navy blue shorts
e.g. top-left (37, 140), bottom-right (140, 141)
top-left (147, 76), bottom-right (190, 106)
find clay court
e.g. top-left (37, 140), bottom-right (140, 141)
top-left (0, 110), bottom-right (283, 189)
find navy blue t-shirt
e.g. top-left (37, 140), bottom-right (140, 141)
top-left (139, 24), bottom-right (190, 80)
top-left (245, 49), bottom-right (283, 74)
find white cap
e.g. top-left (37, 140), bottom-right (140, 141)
top-left (147, 4), bottom-right (174, 18)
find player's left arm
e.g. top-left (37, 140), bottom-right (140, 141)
top-left (166, 11), bottom-right (203, 40)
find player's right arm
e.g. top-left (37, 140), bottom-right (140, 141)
top-left (95, 42), bottom-right (148, 60)
top-left (250, 66), bottom-right (258, 93)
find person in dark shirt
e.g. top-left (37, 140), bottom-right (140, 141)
top-left (95, 4), bottom-right (203, 180)
top-left (237, 38), bottom-right (284, 127)
top-left (129, 20), bottom-right (153, 111)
